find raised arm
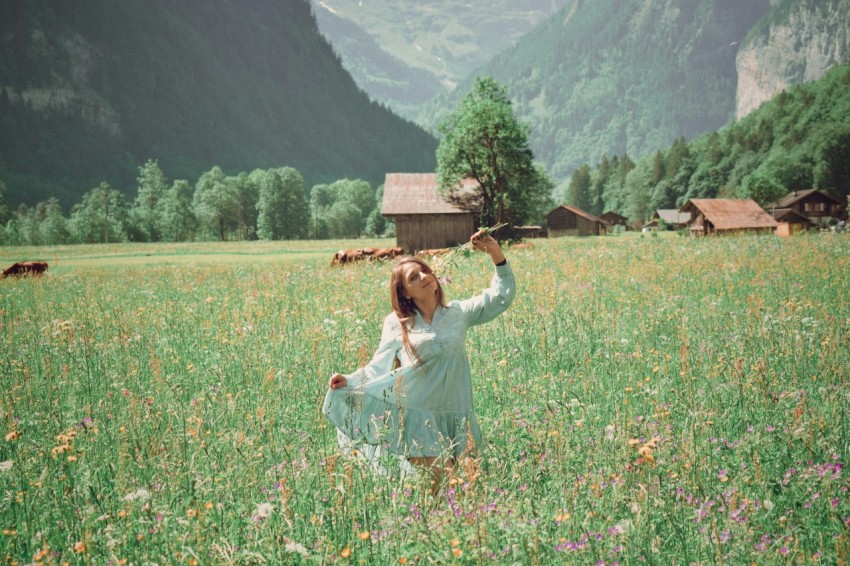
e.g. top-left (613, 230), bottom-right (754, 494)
top-left (459, 232), bottom-right (516, 327)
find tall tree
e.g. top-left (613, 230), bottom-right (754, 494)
top-left (131, 159), bottom-right (168, 242)
top-left (566, 164), bottom-right (593, 212)
top-left (193, 166), bottom-right (240, 241)
top-left (437, 76), bottom-right (553, 231)
top-left (257, 167), bottom-right (309, 240)
top-left (0, 179), bottom-right (12, 226)
top-left (159, 179), bottom-right (197, 242)
top-left (70, 182), bottom-right (130, 244)
top-left (334, 178), bottom-right (375, 237)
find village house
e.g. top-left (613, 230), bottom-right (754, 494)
top-left (764, 189), bottom-right (847, 228)
top-left (680, 198), bottom-right (778, 236)
top-left (642, 209), bottom-right (692, 231)
top-left (547, 205), bottom-right (609, 237)
top-left (381, 173), bottom-right (476, 253)
top-left (600, 211), bottom-right (629, 229)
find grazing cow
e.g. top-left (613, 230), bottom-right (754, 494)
top-left (330, 248), bottom-right (375, 265)
top-left (371, 247), bottom-right (404, 261)
top-left (1, 261), bottom-right (49, 278)
top-left (416, 248), bottom-right (451, 259)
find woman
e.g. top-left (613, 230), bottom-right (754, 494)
top-left (322, 231), bottom-right (515, 487)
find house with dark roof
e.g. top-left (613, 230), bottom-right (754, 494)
top-left (680, 199), bottom-right (778, 235)
top-left (547, 205), bottom-right (609, 237)
top-left (764, 189), bottom-right (847, 227)
top-left (381, 173), bottom-right (476, 253)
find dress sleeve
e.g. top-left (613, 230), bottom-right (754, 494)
top-left (458, 261), bottom-right (516, 327)
top-left (344, 313), bottom-right (401, 388)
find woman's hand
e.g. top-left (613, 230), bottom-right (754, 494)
top-left (471, 231), bottom-right (506, 265)
top-left (328, 373), bottom-right (347, 390)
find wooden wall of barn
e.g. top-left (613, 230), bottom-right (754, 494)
top-left (393, 214), bottom-right (475, 252)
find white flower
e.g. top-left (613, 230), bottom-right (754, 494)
top-left (763, 499), bottom-right (774, 512)
top-left (123, 488), bottom-right (151, 502)
top-left (255, 502), bottom-right (273, 519)
top-left (285, 540), bottom-right (310, 557)
top-left (0, 460), bottom-right (13, 472)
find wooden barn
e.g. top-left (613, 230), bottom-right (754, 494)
top-left (680, 199), bottom-right (778, 236)
top-left (772, 208), bottom-right (814, 236)
top-left (765, 189), bottom-right (847, 227)
top-left (547, 205), bottom-right (609, 237)
top-left (381, 173), bottom-right (476, 253)
top-left (642, 209), bottom-right (691, 231)
top-left (600, 211), bottom-right (628, 229)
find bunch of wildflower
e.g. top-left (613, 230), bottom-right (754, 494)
top-left (431, 222), bottom-right (508, 278)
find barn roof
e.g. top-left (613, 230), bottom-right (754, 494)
top-left (765, 189), bottom-right (843, 209)
top-left (680, 199), bottom-right (778, 230)
top-left (654, 209), bottom-right (691, 224)
top-left (549, 205), bottom-right (608, 225)
top-left (772, 207), bottom-right (815, 224)
top-left (381, 173), bottom-right (476, 215)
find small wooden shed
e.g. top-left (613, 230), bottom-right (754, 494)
top-left (680, 199), bottom-right (778, 235)
top-left (547, 205), bottom-right (609, 237)
top-left (381, 173), bottom-right (476, 253)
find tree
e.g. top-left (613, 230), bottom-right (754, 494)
top-left (159, 179), bottom-right (197, 242)
top-left (566, 164), bottom-right (592, 211)
top-left (334, 178), bottom-right (374, 237)
top-left (309, 183), bottom-right (337, 239)
top-left (325, 200), bottom-right (362, 239)
top-left (0, 178), bottom-right (12, 226)
top-left (39, 198), bottom-right (71, 245)
top-left (257, 167), bottom-right (309, 240)
top-left (365, 184), bottom-right (388, 236)
top-left (437, 76), bottom-right (553, 232)
top-left (70, 182), bottom-right (130, 243)
top-left (131, 159), bottom-right (168, 241)
top-left (193, 166), bottom-right (240, 241)
top-left (740, 173), bottom-right (785, 207)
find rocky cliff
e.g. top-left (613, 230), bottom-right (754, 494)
top-left (736, 0), bottom-right (850, 119)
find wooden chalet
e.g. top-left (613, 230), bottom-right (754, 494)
top-left (600, 211), bottom-right (628, 229)
top-left (381, 173), bottom-right (476, 253)
top-left (547, 205), bottom-right (609, 237)
top-left (764, 189), bottom-right (847, 227)
top-left (772, 208), bottom-right (815, 236)
top-left (680, 199), bottom-right (778, 236)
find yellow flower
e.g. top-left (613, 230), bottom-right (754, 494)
top-left (340, 547), bottom-right (352, 559)
top-left (452, 548), bottom-right (463, 558)
top-left (204, 501), bottom-right (214, 510)
top-left (34, 548), bottom-right (50, 561)
top-left (450, 538), bottom-right (460, 547)
top-left (73, 541), bottom-right (86, 553)
top-left (186, 508), bottom-right (197, 519)
top-left (398, 558), bottom-right (408, 564)
top-left (5, 431), bottom-right (20, 442)
top-left (358, 531), bottom-right (370, 540)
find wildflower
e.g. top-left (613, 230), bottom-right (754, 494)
top-left (5, 431), bottom-right (20, 442)
top-left (186, 508), bottom-right (197, 519)
top-left (255, 502), bottom-right (273, 520)
top-left (123, 489), bottom-right (151, 502)
top-left (73, 541), bottom-right (86, 553)
top-left (205, 501), bottom-right (214, 510)
top-left (0, 460), bottom-right (13, 472)
top-left (398, 558), bottom-right (408, 564)
top-left (340, 547), bottom-right (351, 559)
top-left (285, 540), bottom-right (310, 557)
top-left (358, 531), bottom-right (370, 541)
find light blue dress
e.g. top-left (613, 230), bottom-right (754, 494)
top-left (322, 262), bottom-right (516, 463)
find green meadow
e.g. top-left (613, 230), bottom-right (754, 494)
top-left (1, 233), bottom-right (848, 564)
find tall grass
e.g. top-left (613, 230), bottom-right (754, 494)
top-left (1, 233), bottom-right (848, 564)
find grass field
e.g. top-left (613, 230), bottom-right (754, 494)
top-left (1, 232), bottom-right (848, 564)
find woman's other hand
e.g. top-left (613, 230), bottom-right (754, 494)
top-left (471, 231), bottom-right (506, 265)
top-left (328, 374), bottom-right (347, 390)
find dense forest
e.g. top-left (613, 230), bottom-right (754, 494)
top-left (563, 63), bottom-right (850, 224)
top-left (0, 0), bottom-right (437, 211)
top-left (419, 0), bottom-right (772, 184)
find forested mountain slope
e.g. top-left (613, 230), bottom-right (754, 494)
top-left (419, 0), bottom-right (772, 185)
top-left (0, 0), bottom-right (437, 209)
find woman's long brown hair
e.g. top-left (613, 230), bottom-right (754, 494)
top-left (389, 256), bottom-right (446, 366)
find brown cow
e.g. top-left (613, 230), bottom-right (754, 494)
top-left (1, 261), bottom-right (49, 278)
top-left (416, 248), bottom-right (451, 259)
top-left (370, 247), bottom-right (404, 261)
top-left (330, 248), bottom-right (375, 265)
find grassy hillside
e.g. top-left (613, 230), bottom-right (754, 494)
top-left (0, 0), bottom-right (437, 210)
